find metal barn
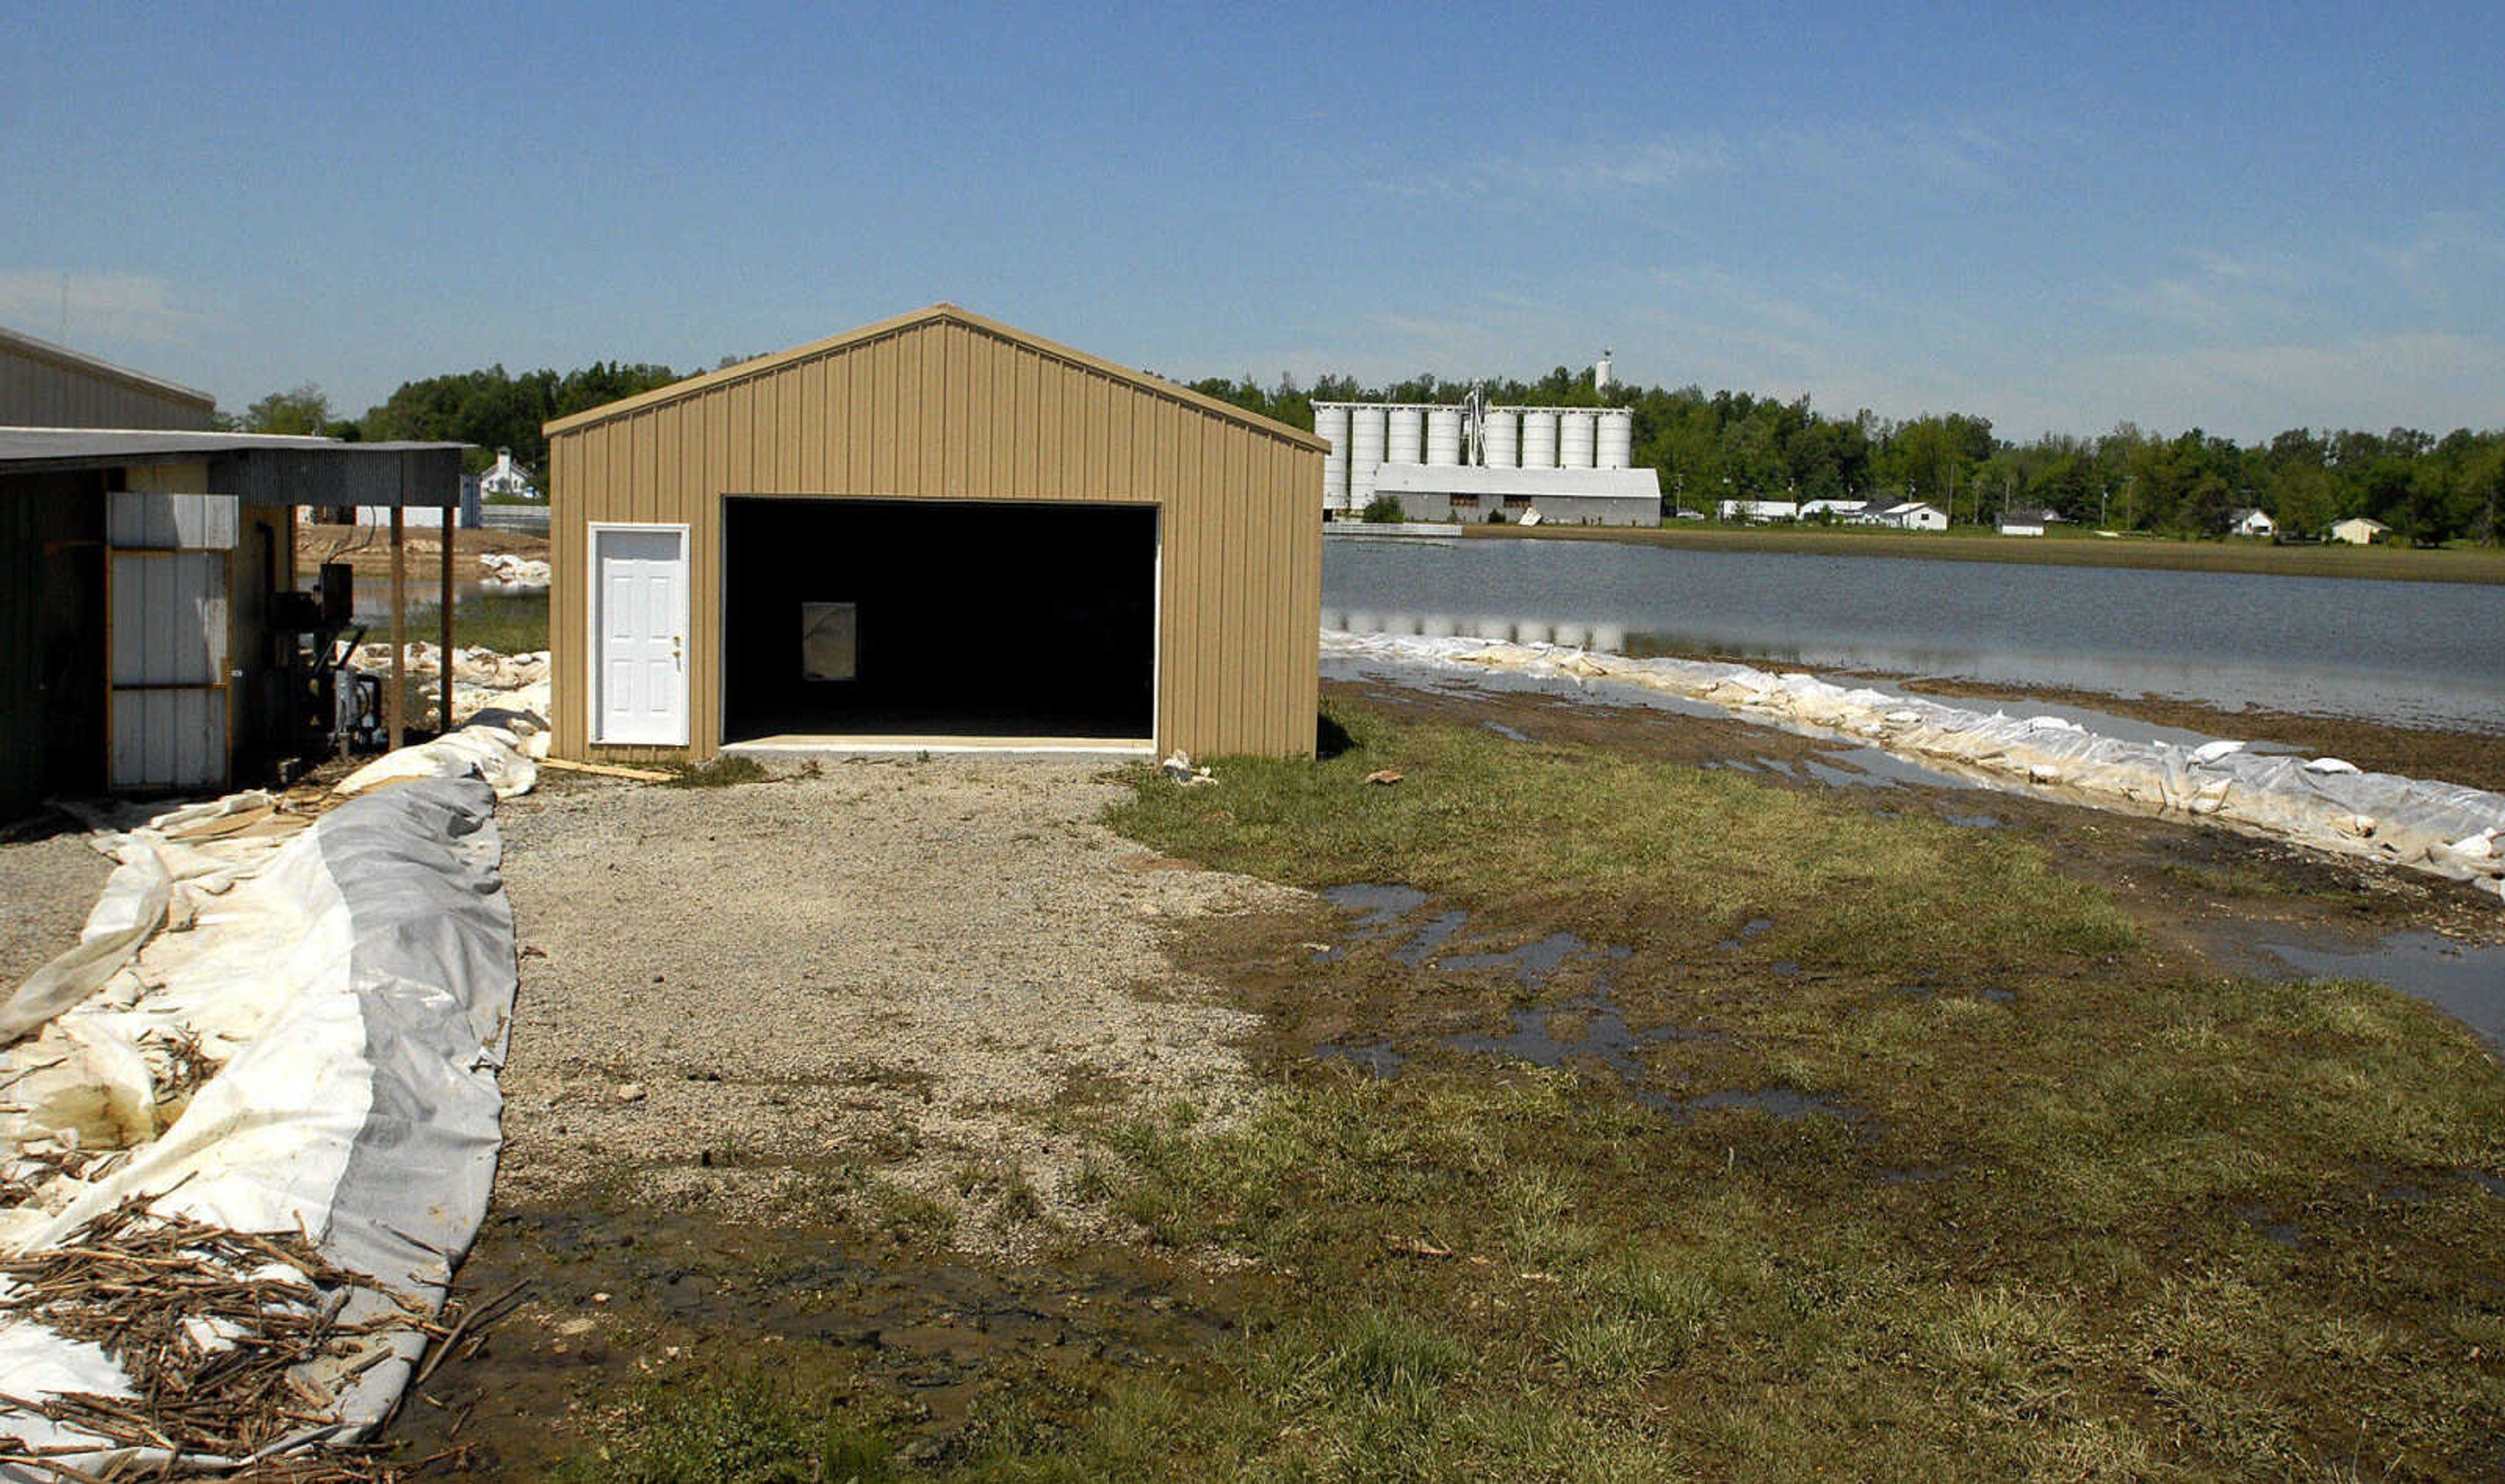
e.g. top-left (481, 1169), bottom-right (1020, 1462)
top-left (0, 326), bottom-right (219, 432)
top-left (543, 305), bottom-right (1328, 763)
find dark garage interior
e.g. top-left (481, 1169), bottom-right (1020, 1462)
top-left (723, 497), bottom-right (1159, 743)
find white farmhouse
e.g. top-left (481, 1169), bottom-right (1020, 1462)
top-left (2330, 516), bottom-right (2391, 545)
top-left (2228, 507), bottom-right (2275, 538)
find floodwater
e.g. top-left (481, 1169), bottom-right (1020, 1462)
top-left (1324, 538), bottom-right (2505, 733)
top-left (2208, 926), bottom-right (2505, 1055)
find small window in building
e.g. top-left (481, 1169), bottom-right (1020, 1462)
top-left (1502, 494), bottom-right (1532, 509)
top-left (800, 601), bottom-right (857, 682)
top-left (1450, 492), bottom-right (1480, 508)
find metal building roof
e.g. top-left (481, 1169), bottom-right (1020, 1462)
top-left (0, 326), bottom-right (216, 411)
top-left (543, 303), bottom-right (1331, 453)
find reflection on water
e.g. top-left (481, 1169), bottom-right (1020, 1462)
top-left (1324, 539), bottom-right (2505, 733)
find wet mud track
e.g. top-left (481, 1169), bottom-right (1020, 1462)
top-left (399, 1203), bottom-right (1251, 1475)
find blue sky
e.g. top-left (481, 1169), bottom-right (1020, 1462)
top-left (5, 1), bottom-right (2498, 443)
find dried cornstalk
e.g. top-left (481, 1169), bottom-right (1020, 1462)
top-left (0, 1200), bottom-right (430, 1479)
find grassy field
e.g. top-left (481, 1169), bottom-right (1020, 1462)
top-left (532, 701), bottom-right (2505, 1481)
top-left (1483, 522), bottom-right (2505, 585)
top-left (403, 592), bottom-right (549, 654)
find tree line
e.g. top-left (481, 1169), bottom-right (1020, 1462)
top-left (1185, 369), bottom-right (2504, 546)
top-left (231, 356), bottom-right (2501, 545)
top-left (224, 361), bottom-right (687, 480)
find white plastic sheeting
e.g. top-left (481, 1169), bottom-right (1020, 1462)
top-left (1322, 631), bottom-right (2505, 900)
top-left (0, 735), bottom-right (533, 1475)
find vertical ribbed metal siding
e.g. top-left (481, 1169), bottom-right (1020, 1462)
top-left (0, 342), bottom-right (217, 431)
top-left (547, 316), bottom-right (1320, 761)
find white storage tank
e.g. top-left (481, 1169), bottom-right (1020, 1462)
top-left (1388, 406), bottom-right (1424, 465)
top-left (1597, 410), bottom-right (1633, 470)
top-left (1425, 407), bottom-right (1463, 466)
top-left (1521, 409), bottom-right (1559, 468)
top-left (1348, 404), bottom-right (1386, 509)
top-left (1316, 403), bottom-right (1352, 510)
top-left (1560, 410), bottom-right (1596, 469)
top-left (1482, 408), bottom-right (1519, 467)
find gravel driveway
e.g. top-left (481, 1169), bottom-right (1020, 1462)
top-left (491, 759), bottom-right (1303, 1254)
top-left (0, 825), bottom-right (114, 990)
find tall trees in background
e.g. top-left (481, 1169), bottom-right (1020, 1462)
top-left (315, 361), bottom-right (686, 475)
top-left (237, 360), bottom-right (2500, 543)
top-left (1182, 371), bottom-right (2500, 544)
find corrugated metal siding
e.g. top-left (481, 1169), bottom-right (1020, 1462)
top-left (105, 467), bottom-right (232, 791)
top-left (0, 337), bottom-right (217, 431)
top-left (547, 313), bottom-right (1321, 762)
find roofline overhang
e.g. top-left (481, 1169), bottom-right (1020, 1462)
top-left (541, 303), bottom-right (1332, 454)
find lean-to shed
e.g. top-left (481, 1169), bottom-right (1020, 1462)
top-left (543, 305), bottom-right (1328, 762)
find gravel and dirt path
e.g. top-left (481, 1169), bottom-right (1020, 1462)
top-left (491, 759), bottom-right (1305, 1255)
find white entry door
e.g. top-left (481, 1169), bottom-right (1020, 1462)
top-left (592, 525), bottom-right (688, 745)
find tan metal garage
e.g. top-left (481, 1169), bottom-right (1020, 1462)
top-left (544, 305), bottom-right (1327, 762)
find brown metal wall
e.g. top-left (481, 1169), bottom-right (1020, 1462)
top-left (0, 336), bottom-right (217, 431)
top-left (548, 312), bottom-right (1321, 761)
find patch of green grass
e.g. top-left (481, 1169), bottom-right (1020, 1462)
top-left (1105, 702), bottom-right (2137, 978)
top-left (1066, 703), bottom-right (2505, 1476)
top-left (664, 755), bottom-right (771, 789)
top-left (547, 1368), bottom-right (899, 1484)
top-left (406, 591), bottom-right (548, 654)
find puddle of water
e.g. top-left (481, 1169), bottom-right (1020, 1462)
top-left (1483, 720), bottom-right (1532, 742)
top-left (1717, 916), bottom-right (1776, 952)
top-left (1441, 931), bottom-right (1590, 986)
top-left (1441, 989), bottom-right (1700, 1086)
top-left (1754, 756), bottom-right (1799, 778)
top-left (2234, 1203), bottom-right (2305, 1247)
top-left (2463, 1170), bottom-right (2505, 1200)
top-left (2212, 927), bottom-right (2505, 1055)
top-left (1941, 811), bottom-right (2005, 830)
top-left (1675, 1086), bottom-right (1857, 1122)
top-left (1802, 757), bottom-right (1889, 790)
top-left (1981, 987), bottom-right (2016, 1004)
top-left (1822, 746), bottom-right (1982, 791)
top-left (1393, 911), bottom-right (1472, 965)
top-left (1770, 960), bottom-right (1801, 977)
top-left (1320, 883), bottom-right (1428, 935)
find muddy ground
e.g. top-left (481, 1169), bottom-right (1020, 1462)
top-left (294, 524), bottom-right (547, 603)
top-left (378, 678), bottom-right (2503, 1477)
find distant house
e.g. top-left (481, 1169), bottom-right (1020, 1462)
top-left (1717, 498), bottom-right (1799, 522)
top-left (1998, 510), bottom-right (2046, 537)
top-left (478, 447), bottom-right (536, 500)
top-left (1799, 498), bottom-right (1868, 521)
top-left (2228, 507), bottom-right (2276, 538)
top-left (2330, 516), bottom-right (2390, 546)
top-left (1869, 501), bottom-right (1948, 532)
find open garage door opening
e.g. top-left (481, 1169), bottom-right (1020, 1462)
top-left (722, 496), bottom-right (1158, 750)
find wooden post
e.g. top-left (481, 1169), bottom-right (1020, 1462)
top-left (438, 512), bottom-right (456, 733)
top-left (389, 506), bottom-right (406, 750)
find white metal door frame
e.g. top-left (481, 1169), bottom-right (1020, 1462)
top-left (588, 522), bottom-right (690, 746)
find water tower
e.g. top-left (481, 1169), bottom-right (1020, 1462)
top-left (1594, 348), bottom-right (1615, 392)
